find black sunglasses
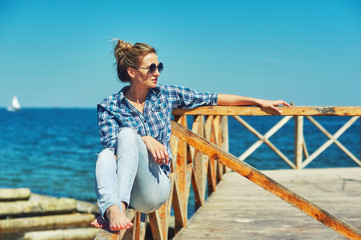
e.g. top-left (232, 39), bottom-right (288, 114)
top-left (133, 62), bottom-right (163, 74)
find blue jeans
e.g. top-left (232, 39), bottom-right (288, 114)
top-left (95, 128), bottom-right (171, 218)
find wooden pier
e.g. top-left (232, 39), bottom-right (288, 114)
top-left (173, 168), bottom-right (361, 239)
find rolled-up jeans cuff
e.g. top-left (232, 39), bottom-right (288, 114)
top-left (120, 198), bottom-right (130, 209)
top-left (99, 202), bottom-right (122, 221)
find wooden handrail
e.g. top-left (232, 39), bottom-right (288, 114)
top-left (172, 106), bottom-right (361, 116)
top-left (171, 120), bottom-right (361, 239)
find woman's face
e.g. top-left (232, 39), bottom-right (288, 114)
top-left (131, 53), bottom-right (161, 89)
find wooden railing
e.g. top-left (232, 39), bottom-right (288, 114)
top-left (95, 106), bottom-right (361, 240)
top-left (174, 106), bottom-right (361, 170)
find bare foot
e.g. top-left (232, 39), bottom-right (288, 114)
top-left (90, 215), bottom-right (108, 228)
top-left (106, 205), bottom-right (133, 231)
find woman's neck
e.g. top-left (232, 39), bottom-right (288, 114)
top-left (124, 84), bottom-right (149, 114)
top-left (125, 84), bottom-right (149, 104)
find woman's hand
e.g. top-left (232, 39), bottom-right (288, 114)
top-left (142, 136), bottom-right (169, 165)
top-left (256, 99), bottom-right (290, 114)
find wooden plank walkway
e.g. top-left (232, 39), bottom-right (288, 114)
top-left (173, 168), bottom-right (361, 240)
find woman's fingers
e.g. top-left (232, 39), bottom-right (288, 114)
top-left (156, 148), bottom-right (169, 165)
top-left (272, 100), bottom-right (291, 114)
top-left (156, 149), bottom-right (165, 164)
top-left (271, 104), bottom-right (282, 114)
top-left (165, 153), bottom-right (170, 165)
top-left (152, 145), bottom-right (169, 165)
top-left (142, 135), bottom-right (169, 165)
top-left (282, 101), bottom-right (291, 107)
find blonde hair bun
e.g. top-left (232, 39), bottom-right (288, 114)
top-left (114, 39), bottom-right (133, 62)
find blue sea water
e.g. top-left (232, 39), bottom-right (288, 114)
top-left (0, 108), bottom-right (359, 208)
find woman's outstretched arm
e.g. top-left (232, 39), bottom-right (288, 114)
top-left (217, 94), bottom-right (290, 114)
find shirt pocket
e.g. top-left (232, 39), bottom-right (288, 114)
top-left (151, 102), bottom-right (167, 112)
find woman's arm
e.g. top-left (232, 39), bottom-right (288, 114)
top-left (217, 94), bottom-right (290, 114)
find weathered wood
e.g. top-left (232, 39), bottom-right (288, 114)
top-left (173, 168), bottom-right (361, 239)
top-left (132, 212), bottom-right (147, 240)
top-left (234, 115), bottom-right (296, 168)
top-left (304, 116), bottom-right (361, 167)
top-left (205, 116), bottom-right (217, 195)
top-left (221, 116), bottom-right (230, 174)
top-left (191, 116), bottom-right (208, 210)
top-left (172, 180), bottom-right (186, 234)
top-left (173, 163), bottom-right (192, 231)
top-left (23, 227), bottom-right (99, 240)
top-left (0, 198), bottom-right (77, 217)
top-left (149, 173), bottom-right (174, 240)
top-left (149, 211), bottom-right (164, 240)
top-left (0, 213), bottom-right (95, 234)
top-left (214, 116), bottom-right (224, 182)
top-left (94, 228), bottom-right (119, 240)
top-left (302, 116), bottom-right (360, 168)
top-left (94, 209), bottom-right (135, 240)
top-left (172, 106), bottom-right (361, 116)
top-left (303, 135), bottom-right (310, 159)
top-left (171, 121), bottom-right (361, 239)
top-left (172, 115), bottom-right (189, 234)
top-left (294, 116), bottom-right (304, 169)
top-left (0, 188), bottom-right (31, 201)
top-left (221, 116), bottom-right (229, 153)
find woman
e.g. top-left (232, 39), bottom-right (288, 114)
top-left (91, 40), bottom-right (290, 231)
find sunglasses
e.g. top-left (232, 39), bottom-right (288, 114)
top-left (133, 62), bottom-right (163, 74)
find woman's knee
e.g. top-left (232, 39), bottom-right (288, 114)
top-left (97, 148), bottom-right (114, 162)
top-left (117, 127), bottom-right (138, 142)
top-left (116, 127), bottom-right (143, 159)
top-left (96, 149), bottom-right (116, 174)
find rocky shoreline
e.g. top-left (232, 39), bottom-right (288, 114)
top-left (0, 188), bottom-right (100, 240)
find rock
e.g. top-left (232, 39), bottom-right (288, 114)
top-left (0, 198), bottom-right (77, 217)
top-left (0, 188), bottom-right (31, 201)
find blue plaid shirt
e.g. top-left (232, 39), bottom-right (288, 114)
top-left (97, 84), bottom-right (218, 175)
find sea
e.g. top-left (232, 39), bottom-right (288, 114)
top-left (0, 108), bottom-right (359, 215)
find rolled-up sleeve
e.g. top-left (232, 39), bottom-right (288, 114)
top-left (97, 104), bottom-right (119, 152)
top-left (164, 85), bottom-right (218, 109)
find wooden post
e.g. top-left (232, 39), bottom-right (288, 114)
top-left (191, 115), bottom-right (207, 210)
top-left (205, 116), bottom-right (217, 196)
top-left (221, 116), bottom-right (230, 173)
top-left (172, 115), bottom-right (189, 234)
top-left (221, 116), bottom-right (229, 153)
top-left (214, 116), bottom-right (224, 182)
top-left (294, 116), bottom-right (304, 169)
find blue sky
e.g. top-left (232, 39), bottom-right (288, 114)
top-left (1, 0), bottom-right (360, 108)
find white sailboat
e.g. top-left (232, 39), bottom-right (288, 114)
top-left (7, 96), bottom-right (21, 112)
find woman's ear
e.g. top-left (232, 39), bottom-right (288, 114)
top-left (127, 67), bottom-right (136, 79)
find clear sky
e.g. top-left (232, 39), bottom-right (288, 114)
top-left (1, 0), bottom-right (360, 108)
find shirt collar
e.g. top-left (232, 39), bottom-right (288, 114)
top-left (117, 85), bottom-right (161, 104)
